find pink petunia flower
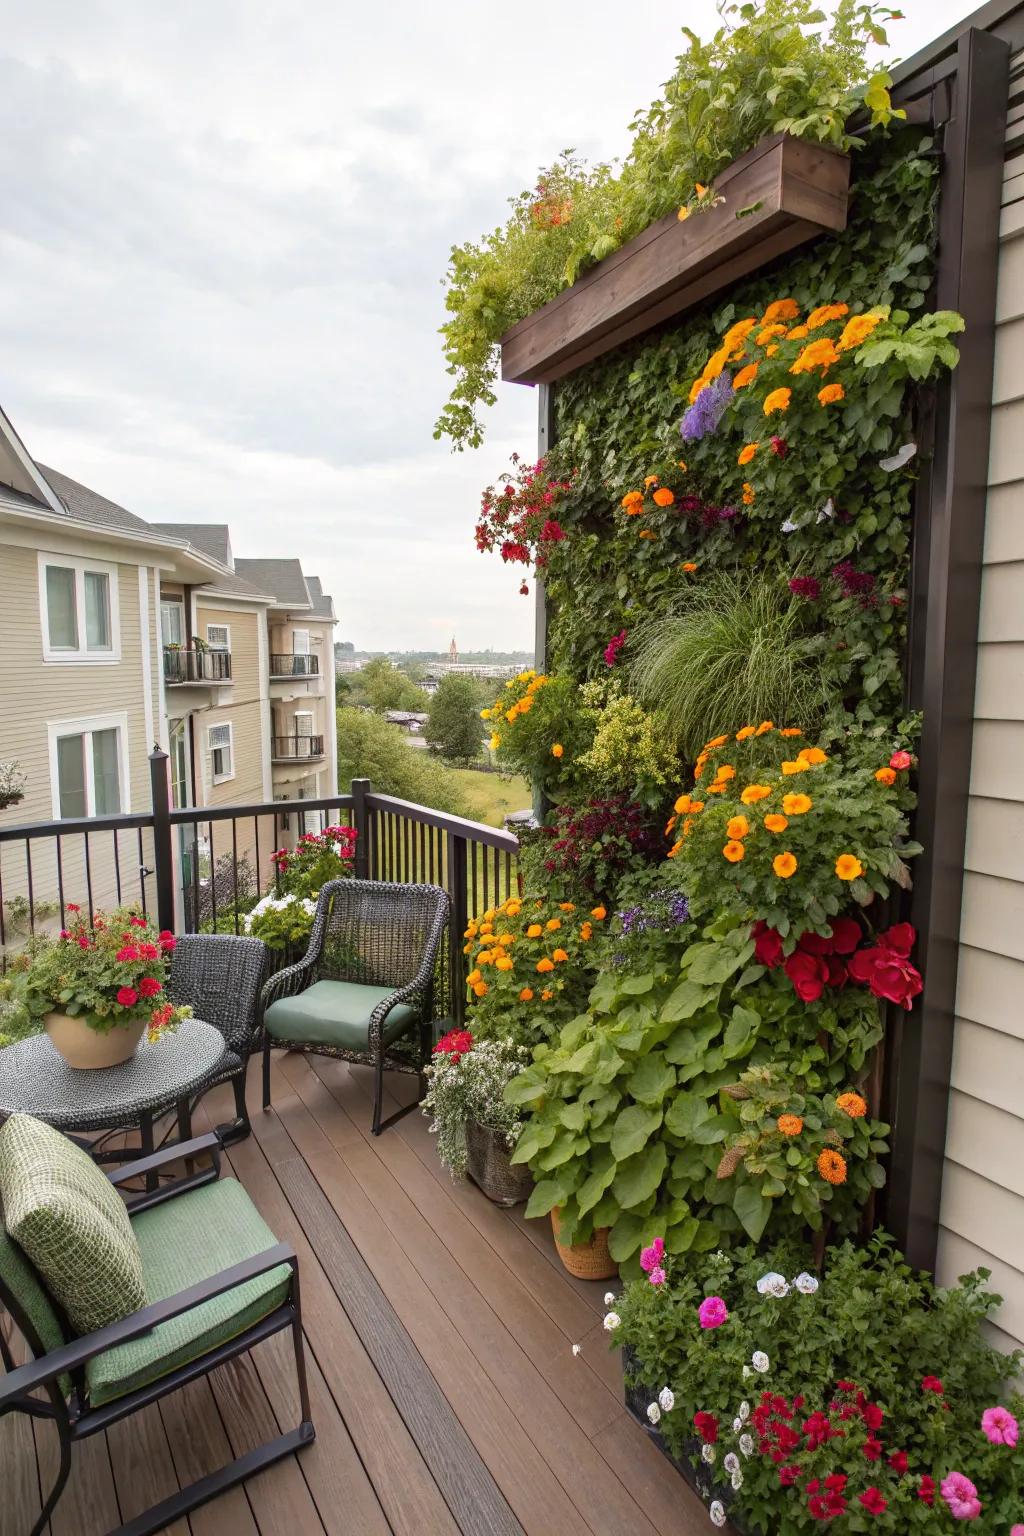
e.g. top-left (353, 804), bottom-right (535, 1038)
top-left (639, 1237), bottom-right (665, 1273)
top-left (698, 1296), bottom-right (728, 1330)
top-left (981, 1406), bottom-right (1018, 1446)
top-left (940, 1472), bottom-right (982, 1521)
top-left (648, 1266), bottom-right (667, 1287)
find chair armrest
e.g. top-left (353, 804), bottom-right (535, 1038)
top-left (0, 1242), bottom-right (297, 1404)
top-left (106, 1133), bottom-right (221, 1187)
top-left (369, 894), bottom-right (449, 1042)
top-left (259, 950), bottom-right (319, 1019)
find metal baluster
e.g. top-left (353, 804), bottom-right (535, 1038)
top-left (209, 820), bottom-right (217, 931)
top-left (113, 829), bottom-right (123, 904)
top-left (137, 826), bottom-right (149, 914)
top-left (83, 832), bottom-right (94, 923)
top-left (231, 818), bottom-right (240, 935)
top-left (24, 839), bottom-right (35, 935)
top-left (56, 835), bottom-right (66, 925)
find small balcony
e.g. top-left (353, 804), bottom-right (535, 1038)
top-left (270, 733), bottom-right (325, 762)
top-left (163, 646), bottom-right (232, 685)
top-left (270, 653), bottom-right (320, 678)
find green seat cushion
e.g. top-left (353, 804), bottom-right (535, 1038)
top-left (264, 979), bottom-right (419, 1052)
top-left (0, 1114), bottom-right (146, 1335)
top-left (86, 1176), bottom-right (290, 1406)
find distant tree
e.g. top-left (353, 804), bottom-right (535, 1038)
top-left (350, 658), bottom-right (429, 714)
top-left (336, 708), bottom-right (470, 816)
top-left (425, 676), bottom-right (484, 763)
top-left (335, 674), bottom-right (353, 706)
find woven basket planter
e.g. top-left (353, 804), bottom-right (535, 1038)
top-left (550, 1207), bottom-right (617, 1280)
top-left (465, 1120), bottom-right (534, 1206)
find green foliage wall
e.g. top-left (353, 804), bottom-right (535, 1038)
top-left (543, 129), bottom-right (940, 734)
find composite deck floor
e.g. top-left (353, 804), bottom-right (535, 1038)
top-left (1, 1053), bottom-right (716, 1536)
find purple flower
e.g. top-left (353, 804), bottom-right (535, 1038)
top-left (698, 1296), bottom-right (728, 1330)
top-left (640, 1237), bottom-right (665, 1273)
top-left (680, 373), bottom-right (733, 442)
top-left (789, 577), bottom-right (821, 600)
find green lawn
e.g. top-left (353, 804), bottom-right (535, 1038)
top-left (452, 768), bottom-right (532, 828)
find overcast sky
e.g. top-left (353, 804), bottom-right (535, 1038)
top-left (0, 0), bottom-right (974, 651)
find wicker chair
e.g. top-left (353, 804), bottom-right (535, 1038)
top-left (168, 933), bottom-right (267, 1143)
top-left (259, 880), bottom-right (449, 1135)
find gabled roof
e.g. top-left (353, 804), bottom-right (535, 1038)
top-left (38, 464), bottom-right (154, 535)
top-left (305, 575), bottom-right (336, 620)
top-left (234, 557), bottom-right (311, 609)
top-left (152, 522), bottom-right (232, 568)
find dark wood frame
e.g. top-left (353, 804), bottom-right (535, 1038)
top-left (0, 1134), bottom-right (314, 1536)
top-left (502, 133), bottom-right (850, 386)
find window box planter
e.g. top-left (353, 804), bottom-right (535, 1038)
top-left (499, 133), bottom-right (850, 387)
top-left (465, 1119), bottom-right (534, 1206)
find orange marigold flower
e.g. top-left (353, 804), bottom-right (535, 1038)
top-left (773, 851), bottom-right (798, 879)
top-left (726, 815), bottom-right (750, 839)
top-left (688, 375), bottom-right (709, 404)
top-left (723, 317), bottom-right (759, 353)
top-left (837, 312), bottom-right (883, 351)
top-left (837, 1091), bottom-right (868, 1119)
top-left (762, 298), bottom-right (800, 324)
top-left (552, 948), bottom-right (569, 963)
top-left (742, 483), bottom-right (756, 504)
top-left (579, 922), bottom-right (593, 941)
top-left (688, 801), bottom-right (704, 813)
top-left (472, 980), bottom-right (488, 997)
top-left (546, 917), bottom-right (561, 931)
top-left (559, 902), bottom-right (576, 912)
top-left (653, 487), bottom-right (675, 507)
top-left (591, 905), bottom-right (607, 920)
top-left (674, 794), bottom-right (692, 815)
top-left (738, 443), bottom-right (758, 466)
top-left (620, 490), bottom-right (644, 511)
top-left (806, 302), bottom-right (849, 330)
top-left (519, 987), bottom-right (534, 1002)
top-left (643, 474), bottom-right (659, 488)
top-left (723, 840), bottom-right (746, 863)
top-left (777, 1113), bottom-right (803, 1137)
top-left (540, 988), bottom-right (553, 1001)
top-left (740, 784), bottom-right (772, 804)
top-left (755, 721), bottom-right (774, 735)
top-left (781, 759), bottom-right (811, 775)
top-left (735, 725), bottom-right (756, 741)
top-left (782, 793), bottom-right (812, 816)
top-left (526, 923), bottom-right (542, 938)
top-left (818, 382), bottom-right (845, 406)
top-left (638, 529), bottom-right (657, 539)
top-left (779, 727), bottom-right (802, 738)
top-left (763, 387), bottom-right (792, 415)
top-left (706, 735), bottom-right (729, 749)
top-left (835, 854), bottom-right (864, 881)
top-left (798, 747), bottom-right (828, 766)
top-left (875, 766), bottom-right (897, 786)
top-left (755, 323), bottom-right (789, 346)
top-left (467, 969), bottom-right (482, 985)
top-left (706, 781), bottom-right (726, 795)
top-left (786, 323), bottom-right (810, 340)
top-left (667, 838), bottom-right (683, 858)
top-left (536, 957), bottom-right (554, 974)
top-left (791, 338), bottom-right (841, 375)
top-left (763, 813), bottom-right (789, 833)
top-left (551, 743), bottom-right (564, 758)
top-left (733, 362), bottom-right (759, 389)
top-left (681, 561), bottom-right (699, 573)
top-left (495, 956), bottom-right (514, 972)
top-left (678, 459), bottom-right (687, 471)
top-left (716, 765), bottom-right (736, 781)
top-left (817, 1149), bottom-right (848, 1185)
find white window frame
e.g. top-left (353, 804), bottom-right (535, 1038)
top-left (293, 710), bottom-right (314, 737)
top-left (208, 721), bottom-right (235, 785)
top-left (160, 598), bottom-right (185, 648)
top-left (38, 552), bottom-right (121, 663)
top-left (206, 622), bottom-right (231, 651)
top-left (47, 712), bottom-right (131, 819)
top-left (292, 628), bottom-right (310, 655)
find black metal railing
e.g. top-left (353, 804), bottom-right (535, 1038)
top-left (0, 754), bottom-right (520, 1022)
top-left (270, 734), bottom-right (325, 760)
top-left (163, 647), bottom-right (232, 684)
top-left (270, 654), bottom-right (319, 677)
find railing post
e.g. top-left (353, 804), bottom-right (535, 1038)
top-left (448, 832), bottom-right (468, 1025)
top-left (351, 778), bottom-right (371, 880)
top-left (149, 747), bottom-right (176, 933)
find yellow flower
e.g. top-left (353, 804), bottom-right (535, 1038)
top-left (738, 443), bottom-right (758, 466)
top-left (495, 956), bottom-right (514, 972)
top-left (489, 733), bottom-right (500, 751)
top-left (782, 793), bottom-right (812, 816)
top-left (742, 482), bottom-right (755, 505)
top-left (677, 205), bottom-right (690, 221)
top-left (480, 708), bottom-right (491, 720)
top-left (467, 969), bottom-right (482, 985)
top-left (505, 708), bottom-right (518, 723)
top-left (552, 948), bottom-right (569, 963)
top-left (818, 382), bottom-right (845, 406)
top-left (837, 312), bottom-right (883, 351)
top-left (519, 987), bottom-right (534, 1002)
top-left (806, 302), bottom-right (849, 330)
top-left (763, 813), bottom-right (789, 833)
top-left (517, 694), bottom-right (533, 713)
top-left (526, 924), bottom-right (542, 938)
top-left (798, 747), bottom-right (828, 766)
top-left (551, 743), bottom-right (564, 758)
top-left (723, 840), bottom-right (746, 863)
top-left (773, 851), bottom-right (798, 879)
top-left (781, 759), bottom-right (811, 775)
top-left (835, 854), bottom-right (864, 881)
top-left (763, 387), bottom-right (792, 415)
top-left (726, 815), bottom-right (750, 839)
top-left (733, 362), bottom-right (759, 389)
top-left (741, 784), bottom-right (772, 805)
top-left (546, 917), bottom-right (561, 931)
top-left (536, 957), bottom-right (554, 974)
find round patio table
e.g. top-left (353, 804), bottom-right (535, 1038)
top-left (0, 1020), bottom-right (226, 1177)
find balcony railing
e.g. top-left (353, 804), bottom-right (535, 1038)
top-left (270, 734), bottom-right (325, 761)
top-left (270, 653), bottom-right (319, 677)
top-left (0, 755), bottom-right (521, 1022)
top-left (163, 646), bottom-right (232, 685)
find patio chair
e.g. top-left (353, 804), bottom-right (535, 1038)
top-left (259, 879), bottom-right (450, 1135)
top-left (0, 1116), bottom-right (313, 1536)
top-left (167, 932), bottom-right (267, 1143)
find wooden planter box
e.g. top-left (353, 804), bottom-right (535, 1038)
top-left (500, 133), bottom-right (850, 387)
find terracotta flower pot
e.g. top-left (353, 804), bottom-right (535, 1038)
top-left (44, 1012), bottom-right (146, 1069)
top-left (465, 1120), bottom-right (534, 1206)
top-left (550, 1207), bottom-right (617, 1280)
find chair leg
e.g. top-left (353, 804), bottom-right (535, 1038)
top-left (371, 1055), bottom-right (385, 1136)
top-left (262, 1040), bottom-right (272, 1111)
top-left (215, 1073), bottom-right (251, 1146)
top-left (32, 1418), bottom-right (72, 1536)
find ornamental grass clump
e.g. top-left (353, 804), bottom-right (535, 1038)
top-left (422, 1030), bottom-right (530, 1179)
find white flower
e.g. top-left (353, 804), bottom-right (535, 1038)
top-left (658, 1388), bottom-right (675, 1412)
top-left (730, 1469), bottom-right (743, 1491)
top-left (781, 518), bottom-right (799, 534)
top-left (603, 1312), bottom-right (621, 1332)
top-left (723, 1452), bottom-right (739, 1475)
top-left (793, 1272), bottom-right (819, 1295)
top-left (604, 1292), bottom-right (616, 1306)
top-left (709, 1500), bottom-right (726, 1527)
top-left (879, 441), bottom-right (917, 472)
top-left (739, 1400), bottom-right (750, 1422)
top-left (752, 1351), bottom-right (770, 1373)
top-left (701, 1442), bottom-right (716, 1464)
top-left (742, 1365), bottom-right (753, 1380)
top-left (732, 1417), bottom-right (742, 1433)
top-left (647, 1402), bottom-right (661, 1425)
top-left (572, 1344), bottom-right (581, 1356)
top-left (739, 1433), bottom-right (754, 1458)
top-left (756, 1271), bottom-right (789, 1298)
top-left (816, 497), bottom-right (835, 523)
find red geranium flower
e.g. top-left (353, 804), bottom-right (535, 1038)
top-left (918, 1474), bottom-right (935, 1505)
top-left (921, 1376), bottom-right (944, 1395)
top-left (784, 950), bottom-right (828, 1003)
top-left (889, 750), bottom-right (913, 770)
top-left (158, 931), bottom-right (176, 951)
top-left (117, 986), bottom-right (139, 1007)
top-left (858, 1487), bottom-right (887, 1515)
top-left (66, 902), bottom-right (80, 912)
top-left (138, 977), bottom-right (162, 999)
top-left (129, 915), bottom-right (148, 928)
top-left (137, 942), bottom-right (160, 961)
top-left (116, 946), bottom-right (139, 963)
top-left (888, 1450), bottom-right (908, 1474)
top-left (752, 920), bottom-right (784, 969)
top-left (694, 1411), bottom-right (719, 1444)
top-left (434, 1029), bottom-right (474, 1060)
top-left (863, 1436), bottom-right (882, 1461)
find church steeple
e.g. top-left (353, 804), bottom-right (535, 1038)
top-left (448, 636), bottom-right (458, 663)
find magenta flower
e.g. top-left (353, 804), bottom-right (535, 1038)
top-left (940, 1473), bottom-right (982, 1521)
top-left (648, 1266), bottom-right (667, 1287)
top-left (604, 630), bottom-right (627, 667)
top-left (981, 1406), bottom-right (1018, 1446)
top-left (698, 1296), bottom-right (728, 1330)
top-left (639, 1237), bottom-right (665, 1274)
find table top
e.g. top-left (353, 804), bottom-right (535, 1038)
top-left (0, 1019), bottom-right (227, 1130)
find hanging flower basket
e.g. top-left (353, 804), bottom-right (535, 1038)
top-left (465, 1119), bottom-right (534, 1206)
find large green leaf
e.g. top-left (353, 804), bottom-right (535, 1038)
top-left (626, 1053), bottom-right (676, 1105)
top-left (577, 1150), bottom-right (617, 1215)
top-left (510, 1121), bottom-right (557, 1166)
top-left (661, 978), bottom-right (711, 1023)
top-left (610, 1103), bottom-right (663, 1161)
top-left (665, 1017), bottom-right (721, 1065)
top-left (607, 1212), bottom-right (646, 1262)
top-left (733, 1182), bottom-right (772, 1241)
top-left (504, 1067), bottom-right (549, 1106)
top-left (723, 1004), bottom-right (759, 1060)
top-left (536, 1132), bottom-right (587, 1170)
top-left (612, 1142), bottom-right (668, 1209)
top-left (663, 1093), bottom-right (713, 1138)
top-left (525, 1176), bottom-right (572, 1220)
top-left (620, 972), bottom-right (655, 995)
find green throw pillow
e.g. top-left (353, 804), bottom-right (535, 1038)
top-left (0, 1114), bottom-right (147, 1335)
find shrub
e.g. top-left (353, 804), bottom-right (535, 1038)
top-left (426, 675), bottom-right (485, 762)
top-left (422, 1030), bottom-right (531, 1178)
top-left (336, 706), bottom-right (471, 817)
top-left (519, 795), bottom-right (664, 906)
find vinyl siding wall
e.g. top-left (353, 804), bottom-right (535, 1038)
top-left (192, 604), bottom-right (267, 882)
top-left (935, 51), bottom-right (1024, 1354)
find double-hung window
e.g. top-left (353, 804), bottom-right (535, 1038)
top-left (206, 623), bottom-right (230, 651)
top-left (39, 554), bottom-right (120, 662)
top-left (209, 722), bottom-right (234, 784)
top-left (48, 715), bottom-right (129, 818)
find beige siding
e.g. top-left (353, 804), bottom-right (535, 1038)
top-left (192, 605), bottom-right (266, 809)
top-left (937, 54), bottom-right (1024, 1351)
